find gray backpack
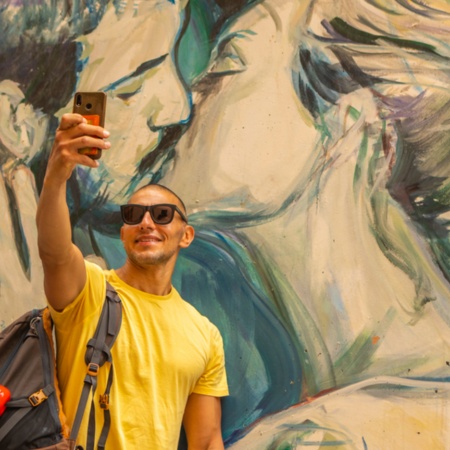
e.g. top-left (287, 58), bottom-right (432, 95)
top-left (0, 282), bottom-right (122, 450)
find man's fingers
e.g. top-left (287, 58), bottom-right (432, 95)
top-left (56, 117), bottom-right (110, 154)
top-left (78, 122), bottom-right (110, 139)
top-left (57, 113), bottom-right (87, 131)
top-left (52, 133), bottom-right (110, 166)
top-left (77, 154), bottom-right (101, 168)
top-left (73, 135), bottom-right (111, 152)
top-left (58, 114), bottom-right (110, 139)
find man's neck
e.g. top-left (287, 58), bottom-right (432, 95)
top-left (115, 262), bottom-right (173, 296)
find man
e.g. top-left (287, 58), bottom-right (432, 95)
top-left (36, 113), bottom-right (228, 449)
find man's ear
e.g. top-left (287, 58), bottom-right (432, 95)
top-left (179, 224), bottom-right (195, 249)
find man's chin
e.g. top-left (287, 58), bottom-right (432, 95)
top-left (128, 253), bottom-right (167, 267)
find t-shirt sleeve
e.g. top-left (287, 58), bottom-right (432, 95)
top-left (48, 260), bottom-right (106, 332)
top-left (192, 324), bottom-right (229, 397)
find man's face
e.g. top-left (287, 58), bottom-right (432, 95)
top-left (60, 0), bottom-right (191, 206)
top-left (120, 186), bottom-right (194, 268)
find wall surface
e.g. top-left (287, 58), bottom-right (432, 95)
top-left (1, 0), bottom-right (450, 448)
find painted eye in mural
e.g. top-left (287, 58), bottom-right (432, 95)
top-left (103, 54), bottom-right (168, 100)
top-left (113, 78), bottom-right (144, 101)
top-left (207, 32), bottom-right (251, 76)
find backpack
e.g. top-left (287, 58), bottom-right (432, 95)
top-left (0, 282), bottom-right (122, 450)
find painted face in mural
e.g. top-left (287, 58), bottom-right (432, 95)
top-left (162, 0), bottom-right (316, 217)
top-left (60, 0), bottom-right (191, 206)
top-left (162, 0), bottom-right (450, 426)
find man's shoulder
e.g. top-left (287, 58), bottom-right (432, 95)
top-left (175, 291), bottom-right (222, 335)
top-left (85, 257), bottom-right (109, 275)
top-left (85, 258), bottom-right (115, 286)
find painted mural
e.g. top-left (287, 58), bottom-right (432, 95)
top-left (1, 0), bottom-right (450, 448)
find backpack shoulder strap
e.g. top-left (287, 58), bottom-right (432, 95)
top-left (69, 281), bottom-right (122, 449)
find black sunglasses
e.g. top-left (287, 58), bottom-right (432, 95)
top-left (120, 203), bottom-right (188, 225)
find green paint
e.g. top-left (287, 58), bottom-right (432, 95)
top-left (178, 0), bottom-right (217, 85)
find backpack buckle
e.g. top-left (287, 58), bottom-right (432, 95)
top-left (87, 363), bottom-right (99, 376)
top-left (29, 389), bottom-right (48, 407)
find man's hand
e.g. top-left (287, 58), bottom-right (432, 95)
top-left (45, 113), bottom-right (111, 185)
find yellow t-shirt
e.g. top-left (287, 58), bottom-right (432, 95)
top-left (50, 261), bottom-right (228, 449)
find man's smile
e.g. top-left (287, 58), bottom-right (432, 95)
top-left (135, 234), bottom-right (162, 244)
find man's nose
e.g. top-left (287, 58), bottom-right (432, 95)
top-left (140, 211), bottom-right (156, 228)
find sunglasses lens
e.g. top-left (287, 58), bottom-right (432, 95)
top-left (122, 205), bottom-right (145, 224)
top-left (121, 204), bottom-right (181, 225)
top-left (152, 205), bottom-right (174, 224)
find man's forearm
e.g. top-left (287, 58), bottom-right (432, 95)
top-left (36, 177), bottom-right (74, 265)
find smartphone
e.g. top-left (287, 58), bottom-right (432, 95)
top-left (72, 91), bottom-right (107, 160)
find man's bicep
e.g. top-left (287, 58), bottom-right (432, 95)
top-left (43, 244), bottom-right (86, 311)
top-left (183, 393), bottom-right (224, 450)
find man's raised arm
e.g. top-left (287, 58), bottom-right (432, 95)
top-left (36, 113), bottom-right (110, 311)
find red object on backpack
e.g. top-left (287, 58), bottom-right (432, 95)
top-left (0, 385), bottom-right (10, 416)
